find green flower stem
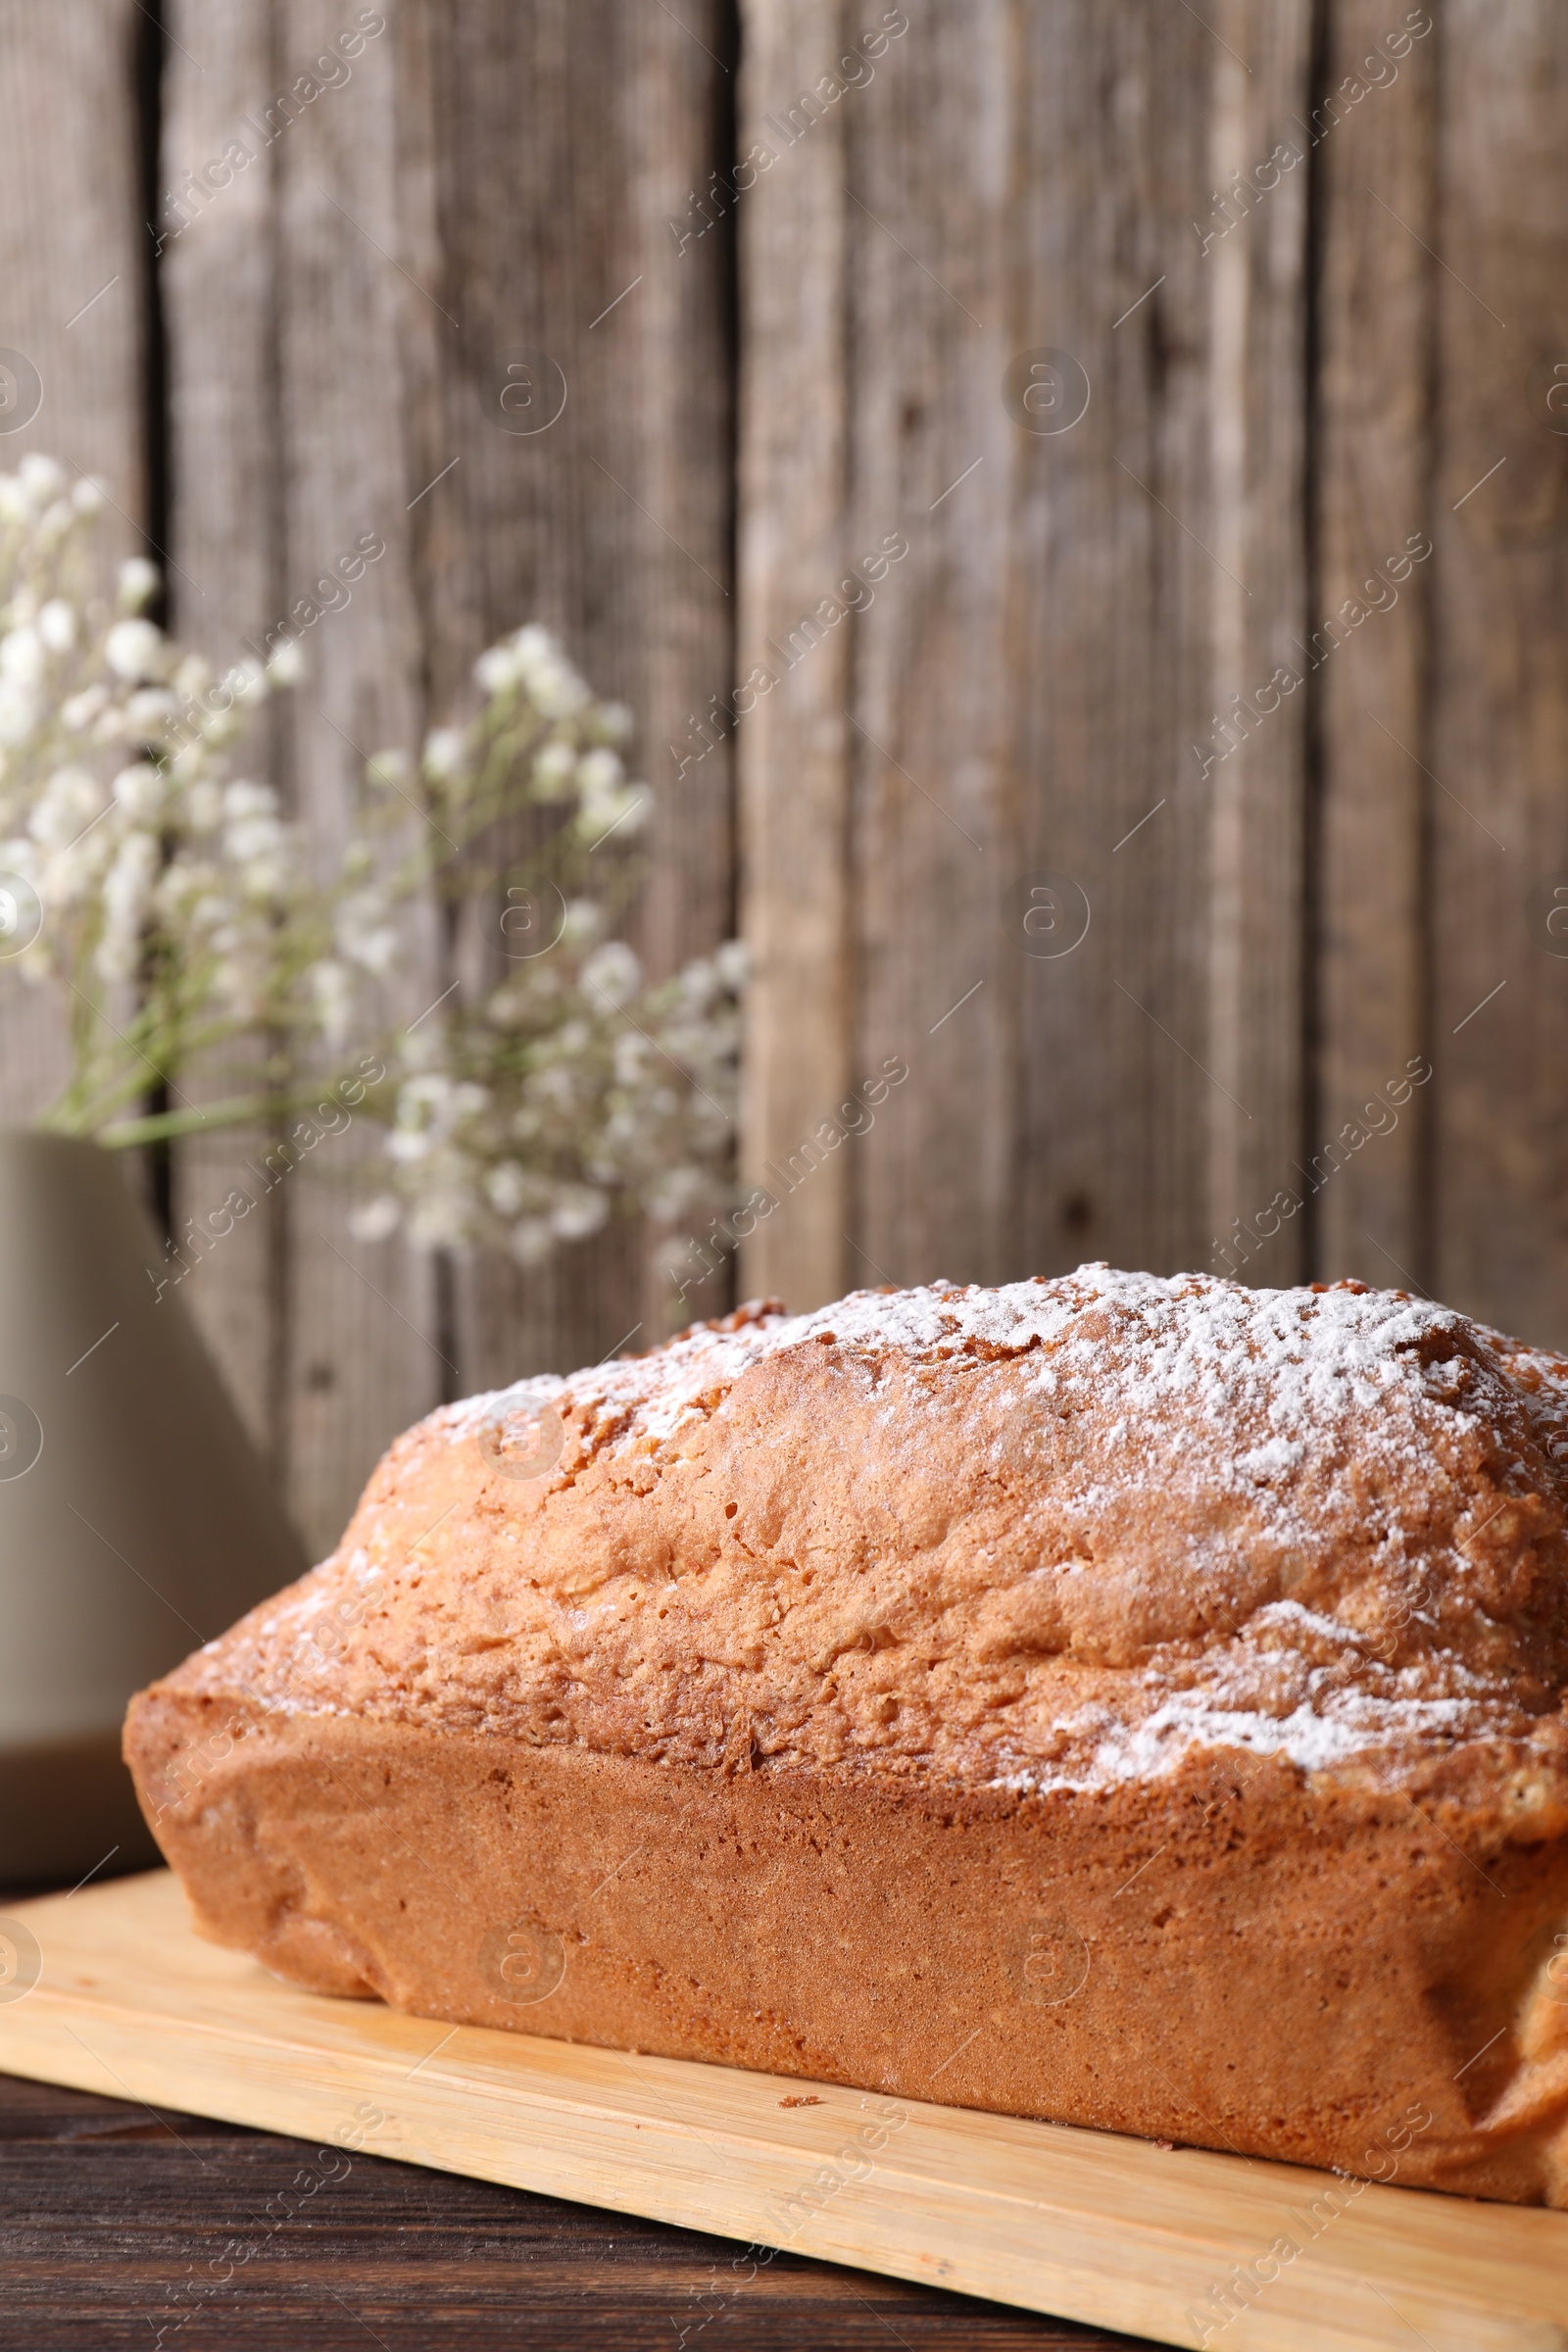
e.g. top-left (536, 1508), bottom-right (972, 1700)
top-left (96, 1074), bottom-right (390, 1150)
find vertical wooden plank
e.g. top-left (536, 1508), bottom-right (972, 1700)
top-left (743, 0), bottom-right (1312, 1308)
top-left (167, 1), bottom-right (737, 1548)
top-left (407, 0), bottom-right (739, 1378)
top-left (1201, 0), bottom-right (1313, 1286)
top-left (162, 2), bottom-right (289, 1477)
top-left (845, 0), bottom-right (1014, 1298)
top-left (272, 0), bottom-right (444, 1553)
top-left (0, 0), bottom-right (146, 1125)
top-left (166, 0), bottom-right (442, 1556)
top-left (1429, 0), bottom-right (1568, 1348)
top-left (735, 0), bottom-right (851, 1311)
top-left (849, 0), bottom-right (1225, 1298)
top-left (1310, 0), bottom-right (1437, 1296)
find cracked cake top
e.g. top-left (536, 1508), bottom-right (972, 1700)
top-left (160, 1266), bottom-right (1568, 1822)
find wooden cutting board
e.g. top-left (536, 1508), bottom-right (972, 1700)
top-left (0, 1871), bottom-right (1562, 2352)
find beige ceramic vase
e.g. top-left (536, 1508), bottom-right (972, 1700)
top-left (0, 1131), bottom-right (306, 1881)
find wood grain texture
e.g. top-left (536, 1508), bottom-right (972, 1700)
top-left (2, 1873), bottom-right (1565, 2352)
top-left (162, 0), bottom-right (300, 1490)
top-left (0, 0), bottom-right (147, 1130)
top-left (162, 0), bottom-right (737, 1552)
top-left (739, 0), bottom-right (1313, 1312)
top-left (1199, 0), bottom-right (1313, 1286)
top-left (1427, 0), bottom-right (1568, 1350)
top-left (163, 0), bottom-right (443, 1550)
top-left (0, 2072), bottom-right (1120, 2349)
top-left (400, 0), bottom-right (739, 1384)
top-left (736, 0), bottom-right (853, 1310)
top-left (851, 0), bottom-right (1227, 1296)
top-left (1309, 0), bottom-right (1436, 1295)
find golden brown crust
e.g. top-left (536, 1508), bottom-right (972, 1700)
top-left (124, 1268), bottom-right (1568, 2203)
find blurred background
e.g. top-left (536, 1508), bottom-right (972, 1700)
top-left (0, 0), bottom-right (1563, 1564)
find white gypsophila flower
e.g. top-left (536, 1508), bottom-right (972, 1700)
top-left (96, 830), bottom-right (160, 981)
top-left (0, 683), bottom-right (39, 746)
top-left (110, 760), bottom-right (164, 819)
top-left (473, 642), bottom-right (520, 695)
top-left (349, 1195), bottom-right (402, 1242)
top-left (40, 835), bottom-right (109, 909)
top-left (267, 638), bottom-right (306, 686)
top-left (575, 748), bottom-right (623, 802)
top-left (117, 557), bottom-right (161, 612)
top-left (19, 455), bottom-right (65, 503)
top-left (311, 957), bottom-right (356, 1050)
top-left (221, 778), bottom-right (278, 823)
top-left (676, 957), bottom-right (716, 1009)
top-left (38, 499), bottom-right (75, 547)
top-left (579, 940), bottom-right (640, 1004)
top-left (422, 726), bottom-right (466, 781)
top-left (549, 1184), bottom-right (609, 1241)
top-left (483, 1161), bottom-right (531, 1217)
top-left (124, 687), bottom-right (177, 740)
top-left (36, 599), bottom-right (76, 653)
top-left (228, 657), bottom-right (268, 708)
top-left (508, 1217), bottom-right (555, 1267)
top-left (575, 780), bottom-right (651, 846)
top-left (510, 624), bottom-right (557, 672)
top-left (612, 1030), bottom-right (649, 1086)
top-left (195, 700), bottom-right (244, 751)
top-left (2, 509), bottom-right (737, 1258)
top-left (104, 616), bottom-right (165, 680)
top-left (59, 684), bottom-right (106, 732)
top-left (559, 898), bottom-right (604, 948)
top-left (334, 889), bottom-right (398, 976)
top-left (227, 819), bottom-right (290, 898)
top-left (531, 739), bottom-right (577, 801)
top-left (0, 458), bottom-right (344, 1152)
top-left (714, 938), bottom-right (747, 990)
top-left (509, 629), bottom-right (590, 720)
top-left (28, 765), bottom-right (101, 849)
top-left (0, 626), bottom-right (44, 686)
top-left (366, 747), bottom-right (411, 790)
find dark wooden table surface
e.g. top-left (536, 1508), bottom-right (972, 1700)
top-left (0, 2069), bottom-right (1170, 2351)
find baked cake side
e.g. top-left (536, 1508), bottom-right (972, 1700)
top-left (124, 1270), bottom-right (1568, 2203)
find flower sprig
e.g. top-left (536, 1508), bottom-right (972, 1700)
top-left (0, 456), bottom-right (317, 1138)
top-left (0, 457), bottom-right (741, 1269)
top-left (347, 623), bottom-right (739, 1260)
top-left (356, 919), bottom-right (743, 1262)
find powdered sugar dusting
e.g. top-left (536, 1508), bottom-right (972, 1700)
top-left (172, 1266), bottom-right (1568, 1801)
top-left (438, 1265), bottom-right (1480, 1470)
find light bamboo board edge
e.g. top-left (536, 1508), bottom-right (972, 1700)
top-left (0, 1872), bottom-right (1562, 2352)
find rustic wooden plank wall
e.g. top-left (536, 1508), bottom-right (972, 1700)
top-left (0, 0), bottom-right (149, 1130)
top-left (739, 0), bottom-right (1568, 1351)
top-left (1, 0), bottom-right (1566, 1560)
top-left (158, 0), bottom-right (736, 1553)
top-left (1428, 0), bottom-right (1568, 1348)
top-left (738, 0), bottom-right (1315, 1308)
top-left (1311, 0), bottom-right (1435, 1298)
